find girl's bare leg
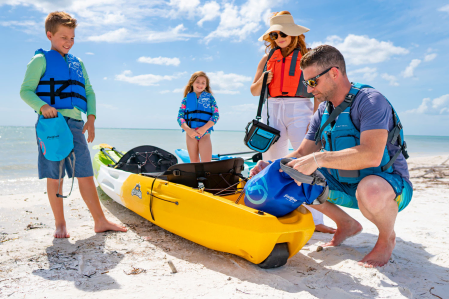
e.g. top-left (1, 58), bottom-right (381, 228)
top-left (186, 134), bottom-right (200, 162)
top-left (198, 134), bottom-right (212, 162)
top-left (47, 178), bottom-right (70, 238)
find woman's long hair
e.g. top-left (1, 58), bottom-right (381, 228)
top-left (183, 71), bottom-right (213, 98)
top-left (263, 11), bottom-right (308, 57)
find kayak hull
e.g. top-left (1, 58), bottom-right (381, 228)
top-left (93, 151), bottom-right (315, 266)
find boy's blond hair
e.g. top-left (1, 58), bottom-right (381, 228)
top-left (45, 11), bottom-right (77, 35)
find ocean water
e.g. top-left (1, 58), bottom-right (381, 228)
top-left (0, 126), bottom-right (448, 195)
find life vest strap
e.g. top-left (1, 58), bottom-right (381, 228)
top-left (37, 79), bottom-right (85, 89)
top-left (36, 91), bottom-right (87, 102)
top-left (187, 118), bottom-right (208, 124)
top-left (185, 110), bottom-right (213, 116)
top-left (289, 49), bottom-right (300, 76)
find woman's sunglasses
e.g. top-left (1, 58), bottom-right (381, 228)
top-left (303, 67), bottom-right (339, 88)
top-left (269, 31), bottom-right (288, 41)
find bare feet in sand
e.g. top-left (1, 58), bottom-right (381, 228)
top-left (315, 224), bottom-right (337, 234)
top-left (324, 219), bottom-right (363, 247)
top-left (358, 232), bottom-right (396, 268)
top-left (94, 220), bottom-right (128, 233)
top-left (54, 223), bottom-right (70, 238)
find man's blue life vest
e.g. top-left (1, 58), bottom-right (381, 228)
top-left (35, 49), bottom-right (87, 113)
top-left (244, 159), bottom-right (326, 217)
top-left (185, 92), bottom-right (214, 130)
top-left (314, 82), bottom-right (409, 184)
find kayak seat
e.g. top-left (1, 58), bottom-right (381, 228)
top-left (164, 158), bottom-right (245, 195)
top-left (114, 145), bottom-right (178, 174)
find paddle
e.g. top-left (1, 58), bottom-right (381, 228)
top-left (92, 143), bottom-right (123, 164)
top-left (217, 151), bottom-right (257, 157)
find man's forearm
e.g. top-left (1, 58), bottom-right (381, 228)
top-left (317, 145), bottom-right (383, 170)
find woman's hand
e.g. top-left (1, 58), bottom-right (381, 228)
top-left (249, 160), bottom-right (270, 177)
top-left (187, 128), bottom-right (201, 139)
top-left (82, 115), bottom-right (96, 143)
top-left (264, 71), bottom-right (273, 84)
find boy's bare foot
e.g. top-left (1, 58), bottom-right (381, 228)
top-left (324, 219), bottom-right (362, 247)
top-left (315, 224), bottom-right (337, 234)
top-left (358, 232), bottom-right (396, 268)
top-left (54, 223), bottom-right (70, 238)
top-left (94, 220), bottom-right (128, 233)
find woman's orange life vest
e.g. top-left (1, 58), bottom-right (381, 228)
top-left (265, 48), bottom-right (312, 98)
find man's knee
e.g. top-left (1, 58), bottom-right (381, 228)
top-left (356, 176), bottom-right (396, 209)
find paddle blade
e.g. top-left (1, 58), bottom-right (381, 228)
top-left (92, 143), bottom-right (113, 150)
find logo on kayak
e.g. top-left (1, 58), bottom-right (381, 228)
top-left (131, 183), bottom-right (142, 199)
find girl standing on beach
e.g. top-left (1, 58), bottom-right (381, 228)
top-left (250, 11), bottom-right (334, 234)
top-left (177, 71), bottom-right (219, 163)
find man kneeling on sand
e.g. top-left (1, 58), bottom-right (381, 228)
top-left (251, 45), bottom-right (413, 268)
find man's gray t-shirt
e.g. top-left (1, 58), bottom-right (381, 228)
top-left (305, 88), bottom-right (411, 185)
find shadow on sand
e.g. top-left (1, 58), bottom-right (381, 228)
top-left (32, 232), bottom-right (125, 292)
top-left (98, 186), bottom-right (449, 298)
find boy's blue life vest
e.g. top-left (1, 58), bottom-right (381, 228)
top-left (244, 159), bottom-right (326, 217)
top-left (35, 49), bottom-right (87, 113)
top-left (314, 83), bottom-right (409, 184)
top-left (185, 92), bottom-right (213, 130)
top-left (36, 112), bottom-right (76, 198)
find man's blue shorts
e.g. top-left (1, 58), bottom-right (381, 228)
top-left (36, 116), bottom-right (94, 179)
top-left (319, 168), bottom-right (413, 212)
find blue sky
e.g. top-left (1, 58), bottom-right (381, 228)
top-left (1, 0), bottom-right (448, 136)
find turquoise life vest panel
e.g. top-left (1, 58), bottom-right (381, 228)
top-left (315, 83), bottom-right (408, 184)
top-left (185, 92), bottom-right (214, 130)
top-left (35, 49), bottom-right (87, 113)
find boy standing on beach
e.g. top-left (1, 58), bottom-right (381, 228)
top-left (20, 11), bottom-right (127, 238)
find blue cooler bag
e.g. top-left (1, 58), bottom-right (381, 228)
top-left (36, 112), bottom-right (76, 198)
top-left (244, 158), bottom-right (327, 217)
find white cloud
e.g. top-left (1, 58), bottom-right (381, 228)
top-left (103, 77), bottom-right (107, 80)
top-left (0, 20), bottom-right (38, 34)
top-left (205, 0), bottom-right (275, 43)
top-left (85, 52), bottom-right (94, 55)
top-left (310, 34), bottom-right (409, 65)
top-left (424, 53), bottom-right (437, 62)
top-left (438, 4), bottom-right (449, 13)
top-left (208, 71), bottom-right (252, 94)
top-left (402, 59), bottom-right (421, 78)
top-left (173, 88), bottom-right (184, 93)
top-left (197, 1), bottom-right (221, 27)
top-left (138, 56), bottom-right (181, 66)
top-left (348, 67), bottom-right (378, 82)
top-left (115, 70), bottom-right (180, 86)
top-left (381, 73), bottom-right (399, 86)
top-left (87, 25), bottom-right (197, 43)
top-left (159, 90), bottom-right (171, 94)
top-left (406, 94), bottom-right (449, 114)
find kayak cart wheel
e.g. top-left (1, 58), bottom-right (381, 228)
top-left (257, 243), bottom-right (289, 269)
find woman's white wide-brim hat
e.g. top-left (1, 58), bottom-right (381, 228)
top-left (258, 15), bottom-right (310, 41)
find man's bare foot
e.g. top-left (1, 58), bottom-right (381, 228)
top-left (54, 223), bottom-right (70, 238)
top-left (315, 224), bottom-right (337, 234)
top-left (358, 232), bottom-right (396, 268)
top-left (324, 219), bottom-right (362, 247)
top-left (94, 220), bottom-right (128, 233)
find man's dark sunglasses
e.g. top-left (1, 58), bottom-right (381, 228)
top-left (303, 67), bottom-right (339, 88)
top-left (269, 31), bottom-right (288, 41)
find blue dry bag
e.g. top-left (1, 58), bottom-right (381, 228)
top-left (244, 158), bottom-right (327, 217)
top-left (36, 112), bottom-right (76, 198)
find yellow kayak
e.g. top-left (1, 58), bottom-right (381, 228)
top-left (93, 146), bottom-right (315, 268)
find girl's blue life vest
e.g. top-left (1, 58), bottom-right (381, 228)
top-left (314, 83), bottom-right (409, 184)
top-left (35, 49), bottom-right (87, 113)
top-left (185, 91), bottom-right (214, 130)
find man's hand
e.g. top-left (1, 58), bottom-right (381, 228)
top-left (187, 128), bottom-right (201, 139)
top-left (249, 160), bottom-right (270, 177)
top-left (40, 104), bottom-right (58, 118)
top-left (82, 115), bottom-right (96, 143)
top-left (196, 126), bottom-right (208, 137)
top-left (286, 154), bottom-right (318, 186)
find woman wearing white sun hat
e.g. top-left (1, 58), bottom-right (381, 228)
top-left (250, 11), bottom-right (335, 234)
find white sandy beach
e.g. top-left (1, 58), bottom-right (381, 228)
top-left (1, 155), bottom-right (448, 299)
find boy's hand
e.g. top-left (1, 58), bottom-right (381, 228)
top-left (82, 115), bottom-right (96, 143)
top-left (40, 104), bottom-right (58, 118)
top-left (196, 126), bottom-right (208, 137)
top-left (187, 128), bottom-right (201, 139)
